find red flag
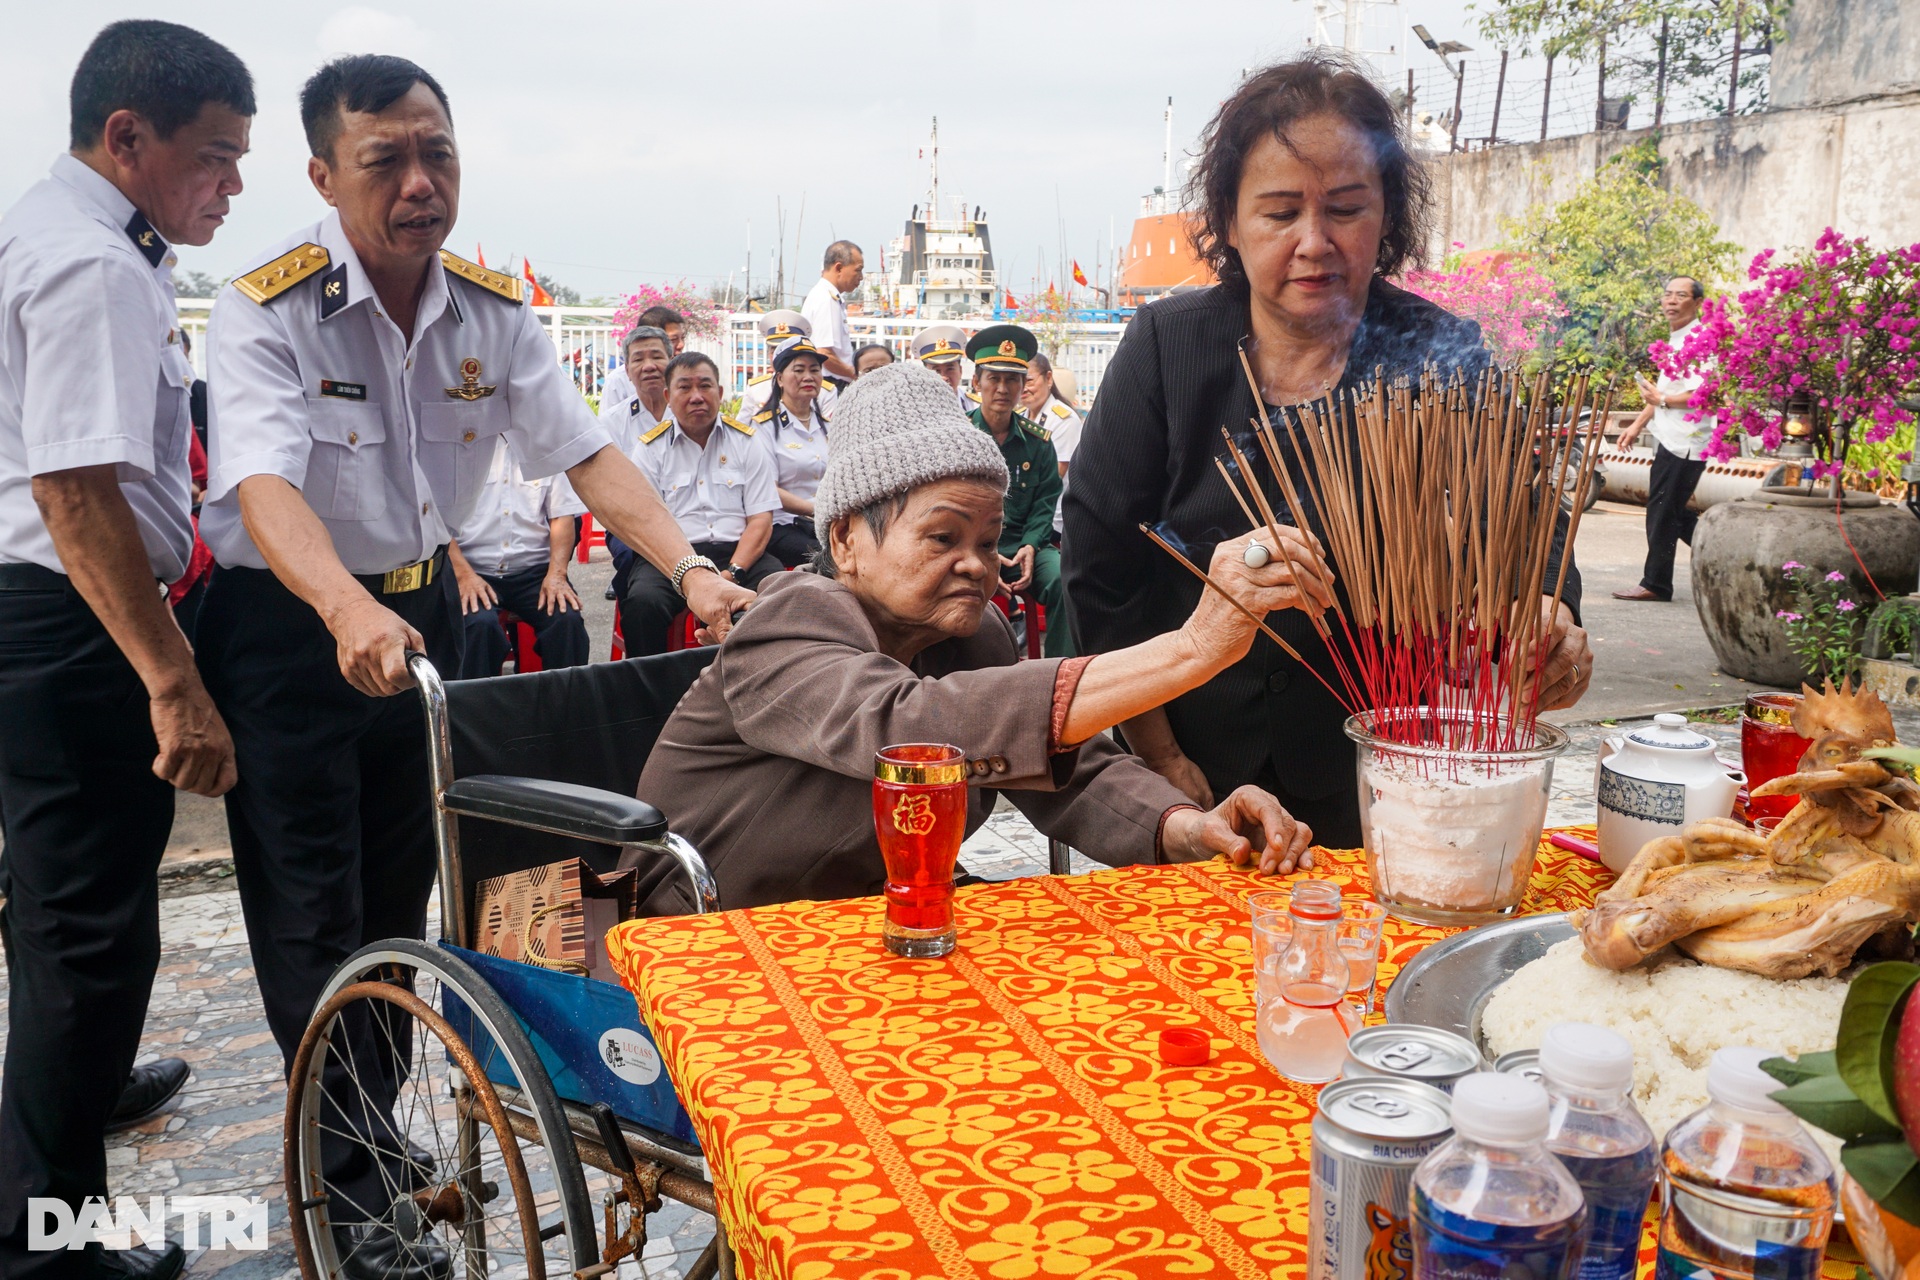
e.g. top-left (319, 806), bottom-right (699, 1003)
top-left (1072, 260), bottom-right (1088, 287)
top-left (1004, 289), bottom-right (1017, 310)
top-left (523, 258), bottom-right (555, 307)
top-left (476, 244), bottom-right (487, 268)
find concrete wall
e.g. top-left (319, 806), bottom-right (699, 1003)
top-left (1429, 87), bottom-right (1920, 267)
top-left (1770, 0), bottom-right (1919, 107)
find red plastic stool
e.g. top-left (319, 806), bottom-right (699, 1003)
top-left (498, 610), bottom-right (543, 673)
top-left (576, 512), bottom-right (607, 564)
top-left (990, 590), bottom-right (1046, 660)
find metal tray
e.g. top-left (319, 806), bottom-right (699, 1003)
top-left (1382, 913), bottom-right (1576, 1052)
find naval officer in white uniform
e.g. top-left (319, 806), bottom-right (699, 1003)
top-left (0, 21), bottom-right (251, 1280)
top-left (196, 54), bottom-right (751, 1279)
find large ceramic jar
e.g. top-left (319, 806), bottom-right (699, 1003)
top-left (1690, 493), bottom-right (1920, 685)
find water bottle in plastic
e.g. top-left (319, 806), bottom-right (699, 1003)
top-left (1656, 1046), bottom-right (1837, 1280)
top-left (1412, 1071), bottom-right (1588, 1280)
top-left (1539, 1023), bottom-right (1660, 1280)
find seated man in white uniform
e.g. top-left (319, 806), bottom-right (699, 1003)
top-left (913, 324), bottom-right (970, 411)
top-left (600, 324), bottom-right (671, 454)
top-left (447, 435), bottom-right (589, 677)
top-left (611, 352), bottom-right (783, 654)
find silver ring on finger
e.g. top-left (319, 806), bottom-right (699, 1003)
top-left (1244, 542), bottom-right (1271, 568)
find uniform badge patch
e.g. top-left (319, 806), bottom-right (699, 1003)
top-left (446, 357), bottom-right (497, 401)
top-left (320, 380), bottom-right (367, 401)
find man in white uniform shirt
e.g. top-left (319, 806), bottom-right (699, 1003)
top-left (447, 436), bottom-right (589, 676)
top-left (196, 55), bottom-right (749, 1277)
top-left (601, 324), bottom-right (671, 455)
top-left (0, 22), bottom-right (249, 1280)
top-left (613, 352), bottom-right (781, 655)
top-left (1613, 276), bottom-right (1711, 603)
top-left (800, 240), bottom-right (862, 383)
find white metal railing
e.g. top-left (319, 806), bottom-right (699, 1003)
top-left (724, 314), bottom-right (1126, 404)
top-left (175, 299), bottom-right (1127, 406)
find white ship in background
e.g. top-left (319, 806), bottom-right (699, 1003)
top-left (878, 120), bottom-right (1000, 319)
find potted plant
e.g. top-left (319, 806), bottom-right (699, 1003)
top-left (1763, 961), bottom-right (1920, 1280)
top-left (1660, 231), bottom-right (1920, 685)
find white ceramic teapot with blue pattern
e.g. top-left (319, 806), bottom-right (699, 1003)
top-left (1595, 713), bottom-right (1743, 874)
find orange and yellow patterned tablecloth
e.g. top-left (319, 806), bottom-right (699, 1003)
top-left (606, 834), bottom-right (1622, 1279)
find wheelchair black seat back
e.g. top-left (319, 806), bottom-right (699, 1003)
top-left (439, 646), bottom-right (718, 941)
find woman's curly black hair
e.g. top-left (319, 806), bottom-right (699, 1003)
top-left (1188, 49), bottom-right (1432, 296)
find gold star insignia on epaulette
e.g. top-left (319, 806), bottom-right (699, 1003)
top-left (724, 415), bottom-right (754, 436)
top-left (752, 408), bottom-right (774, 423)
top-left (438, 250), bottom-right (525, 304)
top-left (233, 244), bottom-right (330, 304)
top-left (1019, 415), bottom-right (1051, 442)
top-left (638, 419), bottom-right (673, 445)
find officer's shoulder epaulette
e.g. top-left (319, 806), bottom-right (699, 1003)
top-left (1018, 413), bottom-right (1051, 443)
top-left (232, 244), bottom-right (330, 304)
top-left (747, 372), bottom-right (772, 385)
top-left (752, 408), bottom-right (775, 424)
top-left (638, 419), bottom-right (673, 445)
top-left (724, 414), bottom-right (755, 437)
top-left (965, 389), bottom-right (982, 404)
top-left (1049, 401), bottom-right (1072, 419)
top-left (438, 250), bottom-right (525, 304)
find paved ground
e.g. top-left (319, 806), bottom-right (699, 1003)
top-left (4, 499), bottom-right (1825, 1273)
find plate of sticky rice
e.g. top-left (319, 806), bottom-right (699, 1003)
top-left (1389, 914), bottom-right (1850, 1144)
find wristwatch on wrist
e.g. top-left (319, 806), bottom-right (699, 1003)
top-left (669, 554), bottom-right (720, 598)
top-left (726, 563), bottom-right (751, 579)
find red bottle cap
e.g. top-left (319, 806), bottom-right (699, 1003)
top-left (1158, 1028), bottom-right (1212, 1066)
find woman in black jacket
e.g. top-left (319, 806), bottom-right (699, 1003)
top-left (1063, 51), bottom-right (1592, 847)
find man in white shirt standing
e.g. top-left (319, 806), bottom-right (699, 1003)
top-left (447, 437), bottom-right (589, 677)
top-left (1614, 277), bottom-right (1710, 603)
top-left (197, 55), bottom-right (750, 1277)
top-left (801, 241), bottom-right (862, 384)
top-left (0, 22), bottom-right (249, 1280)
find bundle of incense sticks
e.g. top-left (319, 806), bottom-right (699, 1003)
top-left (1147, 357), bottom-right (1609, 755)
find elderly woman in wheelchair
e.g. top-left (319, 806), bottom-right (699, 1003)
top-left (281, 362), bottom-right (1329, 1280)
top-left (634, 360), bottom-right (1327, 916)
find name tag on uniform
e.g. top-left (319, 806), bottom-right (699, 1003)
top-left (320, 379), bottom-right (367, 401)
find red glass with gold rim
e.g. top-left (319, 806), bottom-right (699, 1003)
top-left (873, 744), bottom-right (968, 958)
top-left (1742, 692), bottom-right (1809, 824)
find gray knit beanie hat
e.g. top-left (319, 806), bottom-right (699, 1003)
top-left (813, 361), bottom-right (1008, 544)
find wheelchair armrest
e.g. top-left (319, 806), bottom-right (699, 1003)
top-left (442, 775), bottom-right (669, 846)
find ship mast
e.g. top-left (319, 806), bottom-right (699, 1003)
top-left (1300, 0), bottom-right (1405, 79)
top-left (926, 117), bottom-right (940, 226)
top-left (1162, 99), bottom-right (1172, 198)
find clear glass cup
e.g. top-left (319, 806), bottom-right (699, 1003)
top-left (1345, 708), bottom-right (1569, 927)
top-left (872, 744), bottom-right (968, 958)
top-left (1247, 890), bottom-right (1292, 1004)
top-left (1338, 898), bottom-right (1389, 1013)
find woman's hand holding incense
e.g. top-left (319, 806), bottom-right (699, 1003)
top-left (1532, 599), bottom-right (1592, 712)
top-left (1162, 786), bottom-right (1315, 874)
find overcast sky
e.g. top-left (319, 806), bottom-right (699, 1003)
top-left (2, 0), bottom-right (1502, 304)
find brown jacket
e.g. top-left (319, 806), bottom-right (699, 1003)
top-left (636, 571), bottom-right (1192, 913)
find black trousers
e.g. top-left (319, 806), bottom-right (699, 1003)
top-left (765, 521), bottom-right (819, 570)
top-left (0, 569), bottom-right (173, 1280)
top-left (457, 565), bottom-right (590, 679)
top-left (1641, 442), bottom-right (1708, 600)
top-left (612, 538), bottom-right (780, 656)
top-left (196, 561), bottom-right (461, 1222)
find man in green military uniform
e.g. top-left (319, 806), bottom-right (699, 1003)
top-left (967, 324), bottom-right (1072, 656)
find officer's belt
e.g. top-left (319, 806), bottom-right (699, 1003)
top-left (354, 549), bottom-right (446, 595)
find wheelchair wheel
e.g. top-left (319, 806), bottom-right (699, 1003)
top-left (285, 938), bottom-right (597, 1278)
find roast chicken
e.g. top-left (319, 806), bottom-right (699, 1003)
top-left (1578, 680), bottom-right (1920, 979)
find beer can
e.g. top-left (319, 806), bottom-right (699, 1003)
top-left (1307, 1077), bottom-right (1454, 1280)
top-left (1493, 1048), bottom-right (1543, 1085)
top-left (1342, 1025), bottom-right (1482, 1094)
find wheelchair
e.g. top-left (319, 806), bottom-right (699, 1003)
top-left (281, 647), bottom-right (736, 1279)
